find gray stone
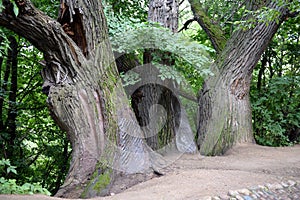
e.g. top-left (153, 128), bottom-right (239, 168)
top-left (248, 186), bottom-right (260, 191)
top-left (202, 196), bottom-right (213, 200)
top-left (218, 194), bottom-right (230, 199)
top-left (235, 195), bottom-right (244, 200)
top-left (238, 189), bottom-right (251, 196)
top-left (266, 183), bottom-right (283, 190)
top-left (243, 196), bottom-right (253, 200)
top-left (288, 180), bottom-right (297, 186)
top-left (228, 190), bottom-right (239, 197)
top-left (250, 190), bottom-right (260, 197)
top-left (258, 185), bottom-right (266, 190)
top-left (281, 182), bottom-right (289, 188)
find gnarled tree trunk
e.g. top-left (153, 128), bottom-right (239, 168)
top-left (0, 0), bottom-right (162, 198)
top-left (189, 0), bottom-right (289, 155)
top-left (129, 0), bottom-right (196, 153)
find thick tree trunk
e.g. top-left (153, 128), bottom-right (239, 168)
top-left (0, 0), bottom-right (163, 198)
top-left (131, 0), bottom-right (196, 153)
top-left (197, 11), bottom-right (285, 155)
top-left (136, 0), bottom-right (179, 151)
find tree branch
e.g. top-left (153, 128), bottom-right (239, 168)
top-left (286, 11), bottom-right (299, 19)
top-left (0, 0), bottom-right (88, 84)
top-left (178, 90), bottom-right (197, 102)
top-left (188, 0), bottom-right (227, 54)
top-left (0, 1), bottom-right (61, 53)
top-left (179, 0), bottom-right (185, 6)
top-left (178, 18), bottom-right (196, 32)
top-left (219, 1), bottom-right (247, 24)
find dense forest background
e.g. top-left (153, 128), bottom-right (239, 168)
top-left (0, 0), bottom-right (299, 196)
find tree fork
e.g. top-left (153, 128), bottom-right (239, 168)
top-left (196, 1), bottom-right (289, 155)
top-left (188, 0), bottom-right (227, 54)
top-left (1, 0), bottom-right (163, 198)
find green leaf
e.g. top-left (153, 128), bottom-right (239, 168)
top-left (0, 159), bottom-right (10, 166)
top-left (12, 1), bottom-right (19, 17)
top-left (7, 166), bottom-right (17, 175)
top-left (0, 1), bottom-right (4, 13)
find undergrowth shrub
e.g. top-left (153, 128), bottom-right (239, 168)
top-left (251, 76), bottom-right (300, 146)
top-left (0, 158), bottom-right (50, 195)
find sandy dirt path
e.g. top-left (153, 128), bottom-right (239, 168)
top-left (1, 143), bottom-right (300, 200)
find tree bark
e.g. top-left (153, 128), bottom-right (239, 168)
top-left (188, 0), bottom-right (227, 54)
top-left (141, 0), bottom-right (179, 151)
top-left (5, 36), bottom-right (18, 159)
top-left (0, 0), bottom-right (162, 198)
top-left (195, 2), bottom-right (288, 155)
top-left (148, 0), bottom-right (179, 32)
top-left (129, 0), bottom-right (196, 153)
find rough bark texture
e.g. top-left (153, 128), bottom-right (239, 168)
top-left (188, 0), bottom-right (227, 54)
top-left (194, 1), bottom-right (288, 155)
top-left (129, 0), bottom-right (196, 153)
top-left (0, 0), bottom-right (163, 198)
top-left (148, 0), bottom-right (178, 32)
top-left (144, 0), bottom-right (179, 151)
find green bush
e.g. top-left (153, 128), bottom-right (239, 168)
top-left (251, 76), bottom-right (300, 146)
top-left (0, 159), bottom-right (51, 195)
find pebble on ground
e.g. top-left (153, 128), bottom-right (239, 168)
top-left (203, 180), bottom-right (300, 200)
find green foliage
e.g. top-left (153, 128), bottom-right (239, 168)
top-left (92, 170), bottom-right (111, 192)
top-left (104, 0), bottom-right (212, 93)
top-left (112, 23), bottom-right (213, 66)
top-left (0, 159), bottom-right (51, 195)
top-left (155, 63), bottom-right (183, 83)
top-left (251, 76), bottom-right (300, 146)
top-left (0, 159), bottom-right (17, 175)
top-left (192, 0), bottom-right (299, 37)
top-left (251, 17), bottom-right (300, 146)
top-left (231, 1), bottom-right (300, 31)
top-left (0, 1), bottom-right (298, 197)
top-left (104, 0), bottom-right (148, 22)
top-left (110, 22), bottom-right (213, 90)
top-left (174, 55), bottom-right (205, 93)
top-left (232, 7), bottom-right (281, 31)
top-left (104, 0), bottom-right (147, 37)
top-left (120, 71), bottom-right (141, 87)
top-left (0, 32), bottom-right (70, 195)
top-left (31, 0), bottom-right (60, 18)
top-left (0, 1), bottom-right (17, 15)
top-left (0, 179), bottom-right (51, 195)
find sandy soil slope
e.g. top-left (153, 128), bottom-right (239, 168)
top-left (1, 143), bottom-right (300, 200)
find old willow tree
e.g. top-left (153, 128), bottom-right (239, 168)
top-left (0, 0), bottom-right (165, 198)
top-left (187, 0), bottom-right (299, 155)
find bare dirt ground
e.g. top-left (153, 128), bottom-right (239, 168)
top-left (1, 143), bottom-right (300, 200)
